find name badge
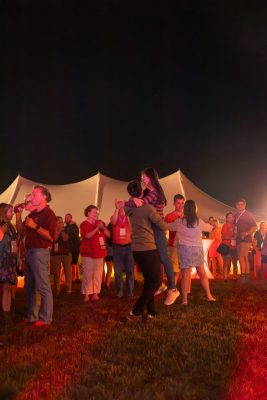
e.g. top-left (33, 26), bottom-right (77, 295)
top-left (120, 228), bottom-right (126, 237)
top-left (99, 236), bottom-right (105, 246)
top-left (11, 240), bottom-right (18, 254)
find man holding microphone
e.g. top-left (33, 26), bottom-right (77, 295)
top-left (16, 185), bottom-right (57, 327)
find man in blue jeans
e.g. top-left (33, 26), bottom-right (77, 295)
top-left (110, 202), bottom-right (134, 298)
top-left (16, 185), bottom-right (57, 327)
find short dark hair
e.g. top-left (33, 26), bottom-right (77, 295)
top-left (236, 198), bottom-right (246, 204)
top-left (34, 185), bottom-right (52, 203)
top-left (84, 205), bottom-right (97, 217)
top-left (127, 180), bottom-right (142, 198)
top-left (65, 213), bottom-right (72, 218)
top-left (173, 194), bottom-right (185, 202)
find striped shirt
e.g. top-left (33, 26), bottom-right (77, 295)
top-left (125, 189), bottom-right (165, 218)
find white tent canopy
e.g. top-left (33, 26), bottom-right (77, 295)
top-left (0, 169), bottom-right (238, 224)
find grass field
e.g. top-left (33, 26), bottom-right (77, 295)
top-left (0, 277), bottom-right (266, 400)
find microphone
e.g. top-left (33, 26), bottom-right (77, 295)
top-left (13, 200), bottom-right (31, 213)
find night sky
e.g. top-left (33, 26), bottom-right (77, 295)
top-left (1, 1), bottom-right (267, 215)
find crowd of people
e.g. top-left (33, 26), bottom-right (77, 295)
top-left (0, 168), bottom-right (266, 325)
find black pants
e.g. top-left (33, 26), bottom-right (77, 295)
top-left (132, 250), bottom-right (162, 316)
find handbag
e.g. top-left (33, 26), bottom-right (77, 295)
top-left (216, 243), bottom-right (230, 256)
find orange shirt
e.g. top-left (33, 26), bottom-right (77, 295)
top-left (209, 226), bottom-right (222, 242)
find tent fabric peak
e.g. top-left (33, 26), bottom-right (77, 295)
top-left (0, 169), bottom-right (248, 224)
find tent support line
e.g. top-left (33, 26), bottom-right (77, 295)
top-left (178, 170), bottom-right (186, 199)
top-left (95, 172), bottom-right (100, 207)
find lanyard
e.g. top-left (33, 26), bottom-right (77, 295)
top-left (235, 210), bottom-right (245, 224)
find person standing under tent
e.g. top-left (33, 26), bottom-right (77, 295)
top-left (64, 213), bottom-right (81, 283)
top-left (103, 223), bottom-right (114, 288)
top-left (124, 167), bottom-right (179, 306)
top-left (169, 200), bottom-right (215, 306)
top-left (235, 199), bottom-right (257, 282)
top-left (110, 201), bottom-right (134, 298)
top-left (208, 218), bottom-right (223, 277)
top-left (16, 185), bottom-right (57, 327)
top-left (253, 222), bottom-right (267, 278)
top-left (0, 203), bottom-right (18, 321)
top-left (51, 216), bottom-right (72, 296)
top-left (80, 205), bottom-right (110, 302)
top-left (165, 194), bottom-right (185, 286)
top-left (221, 212), bottom-right (238, 282)
top-left (260, 234), bottom-right (267, 279)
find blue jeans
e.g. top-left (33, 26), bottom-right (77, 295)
top-left (153, 225), bottom-right (176, 289)
top-left (25, 248), bottom-right (53, 323)
top-left (113, 244), bottom-right (134, 297)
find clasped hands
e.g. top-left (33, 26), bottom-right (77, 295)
top-left (115, 198), bottom-right (143, 209)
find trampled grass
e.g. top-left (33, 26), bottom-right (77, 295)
top-left (0, 278), bottom-right (266, 400)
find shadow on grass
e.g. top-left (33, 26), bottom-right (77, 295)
top-left (0, 280), bottom-right (266, 400)
top-left (63, 282), bottom-right (243, 400)
top-left (0, 365), bottom-right (37, 400)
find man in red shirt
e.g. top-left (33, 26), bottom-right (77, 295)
top-left (16, 185), bottom-right (57, 326)
top-left (165, 194), bottom-right (185, 286)
top-left (110, 201), bottom-right (134, 298)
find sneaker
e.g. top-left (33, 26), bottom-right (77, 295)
top-left (164, 289), bottom-right (180, 306)
top-left (125, 311), bottom-right (143, 323)
top-left (154, 283), bottom-right (168, 296)
top-left (29, 320), bottom-right (51, 328)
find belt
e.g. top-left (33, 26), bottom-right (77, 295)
top-left (114, 243), bottom-right (131, 247)
top-left (26, 247), bottom-right (51, 250)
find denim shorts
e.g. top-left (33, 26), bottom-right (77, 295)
top-left (178, 245), bottom-right (204, 269)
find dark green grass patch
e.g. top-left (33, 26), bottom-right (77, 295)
top-left (0, 279), bottom-right (266, 400)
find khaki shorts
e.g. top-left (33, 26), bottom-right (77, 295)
top-left (168, 246), bottom-right (180, 272)
top-left (236, 242), bottom-right (251, 257)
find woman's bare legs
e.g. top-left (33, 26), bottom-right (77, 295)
top-left (181, 269), bottom-right (191, 304)
top-left (196, 265), bottom-right (215, 301)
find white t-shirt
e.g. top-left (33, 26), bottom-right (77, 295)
top-left (169, 218), bottom-right (213, 247)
